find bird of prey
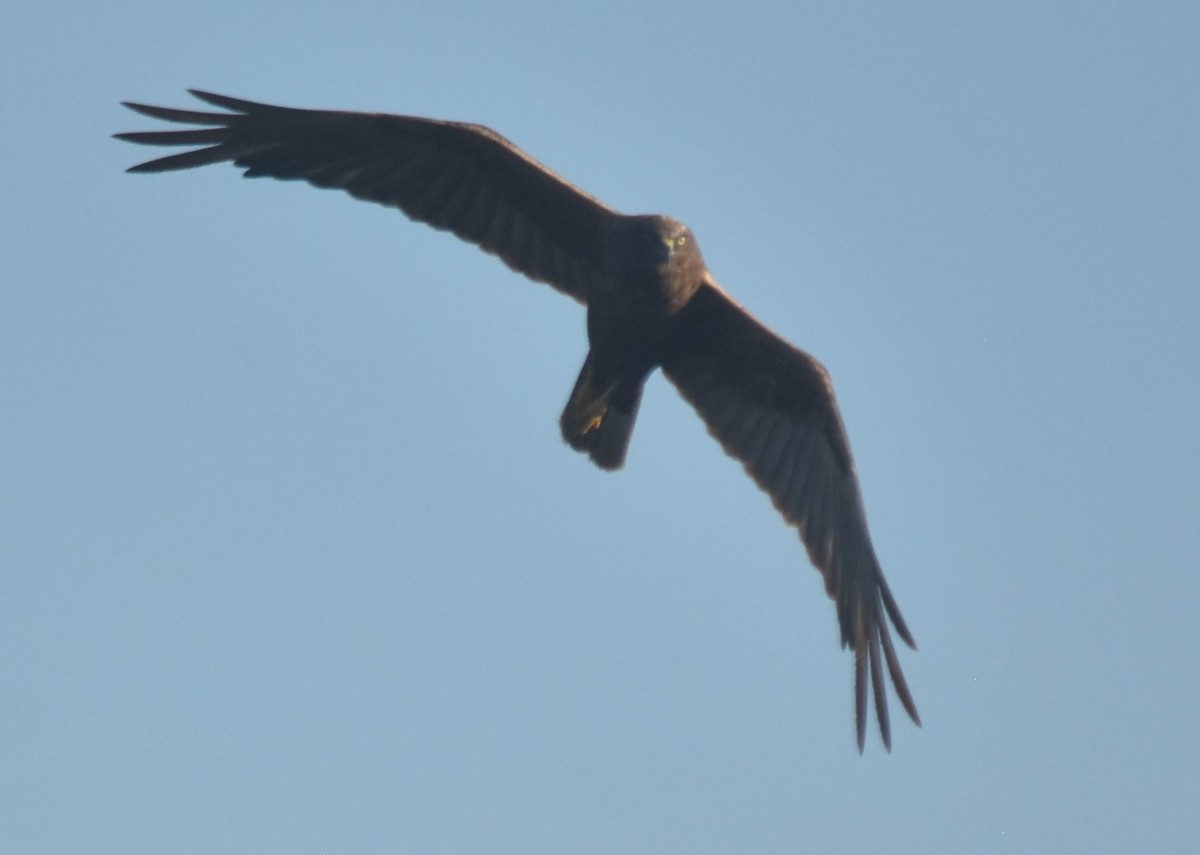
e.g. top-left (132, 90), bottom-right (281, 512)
top-left (116, 90), bottom-right (920, 750)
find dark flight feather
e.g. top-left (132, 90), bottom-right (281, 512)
top-left (119, 90), bottom-right (618, 303)
top-left (117, 91), bottom-right (920, 750)
top-left (661, 281), bottom-right (919, 749)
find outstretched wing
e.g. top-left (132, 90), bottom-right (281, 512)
top-left (116, 90), bottom-right (622, 303)
top-left (662, 281), bottom-right (920, 751)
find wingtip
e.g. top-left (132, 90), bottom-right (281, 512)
top-left (185, 89), bottom-right (265, 114)
top-left (854, 718), bottom-right (894, 753)
top-left (119, 100), bottom-right (156, 118)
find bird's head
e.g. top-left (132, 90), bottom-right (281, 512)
top-left (621, 215), bottom-right (707, 312)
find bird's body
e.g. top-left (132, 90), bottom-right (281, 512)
top-left (561, 215), bottom-right (707, 469)
top-left (117, 91), bottom-right (920, 750)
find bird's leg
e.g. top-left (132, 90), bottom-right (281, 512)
top-left (563, 352), bottom-right (611, 437)
top-left (574, 382), bottom-right (618, 436)
top-left (560, 350), bottom-right (645, 470)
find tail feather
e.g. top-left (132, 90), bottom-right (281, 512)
top-left (560, 354), bottom-right (644, 470)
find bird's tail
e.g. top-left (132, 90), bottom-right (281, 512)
top-left (560, 353), bottom-right (645, 471)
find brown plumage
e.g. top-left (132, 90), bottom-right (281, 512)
top-left (116, 90), bottom-right (920, 750)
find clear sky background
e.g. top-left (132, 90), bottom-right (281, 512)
top-left (3, 2), bottom-right (1198, 852)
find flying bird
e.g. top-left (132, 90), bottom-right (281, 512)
top-left (116, 90), bottom-right (920, 750)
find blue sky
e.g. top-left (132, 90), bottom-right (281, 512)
top-left (3, 1), bottom-right (1199, 852)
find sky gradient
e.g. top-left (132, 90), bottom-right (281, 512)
top-left (4, 2), bottom-right (1199, 852)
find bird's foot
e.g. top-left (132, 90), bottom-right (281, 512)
top-left (574, 383), bottom-right (618, 437)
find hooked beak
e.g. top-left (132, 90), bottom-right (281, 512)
top-left (657, 233), bottom-right (688, 268)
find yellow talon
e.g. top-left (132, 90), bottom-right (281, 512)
top-left (567, 375), bottom-right (617, 439)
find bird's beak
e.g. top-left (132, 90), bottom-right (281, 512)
top-left (658, 234), bottom-right (687, 268)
